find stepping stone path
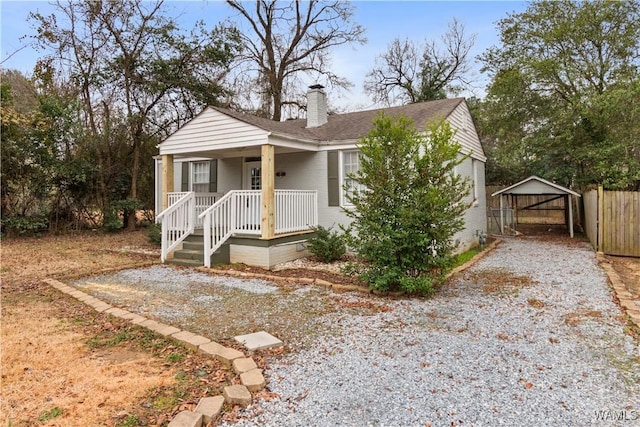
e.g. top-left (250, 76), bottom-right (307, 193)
top-left (234, 330), bottom-right (283, 350)
top-left (42, 278), bottom-right (283, 427)
top-left (223, 384), bottom-right (252, 406)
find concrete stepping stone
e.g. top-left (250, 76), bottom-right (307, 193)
top-left (240, 369), bottom-right (266, 392)
top-left (140, 320), bottom-right (180, 337)
top-left (232, 357), bottom-right (258, 374)
top-left (223, 385), bottom-right (252, 407)
top-left (199, 341), bottom-right (225, 356)
top-left (168, 410), bottom-right (203, 427)
top-left (214, 347), bottom-right (244, 367)
top-left (234, 331), bottom-right (283, 351)
top-left (105, 307), bottom-right (130, 318)
top-left (171, 331), bottom-right (211, 351)
top-left (195, 396), bottom-right (224, 423)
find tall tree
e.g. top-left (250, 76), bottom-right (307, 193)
top-left (364, 19), bottom-right (476, 106)
top-left (479, 0), bottom-right (640, 190)
top-left (225, 0), bottom-right (366, 121)
top-left (30, 0), bottom-right (240, 229)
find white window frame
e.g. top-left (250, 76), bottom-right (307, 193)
top-left (340, 150), bottom-right (363, 207)
top-left (191, 161), bottom-right (210, 192)
top-left (471, 158), bottom-right (479, 207)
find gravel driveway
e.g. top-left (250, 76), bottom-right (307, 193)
top-left (222, 237), bottom-right (639, 426)
top-left (73, 236), bottom-right (639, 426)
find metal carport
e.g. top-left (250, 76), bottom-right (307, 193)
top-left (491, 176), bottom-right (581, 238)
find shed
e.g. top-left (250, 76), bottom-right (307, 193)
top-left (491, 176), bottom-right (581, 238)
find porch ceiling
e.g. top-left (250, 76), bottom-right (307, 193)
top-left (173, 143), bottom-right (316, 160)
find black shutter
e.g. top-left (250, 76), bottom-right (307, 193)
top-left (209, 160), bottom-right (218, 193)
top-left (327, 151), bottom-right (339, 207)
top-left (181, 162), bottom-right (189, 191)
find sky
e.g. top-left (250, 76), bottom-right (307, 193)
top-left (0, 0), bottom-right (530, 110)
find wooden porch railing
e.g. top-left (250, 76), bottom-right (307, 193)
top-left (168, 192), bottom-right (223, 228)
top-left (159, 190), bottom-right (318, 267)
top-left (198, 190), bottom-right (318, 268)
top-left (275, 190), bottom-right (318, 234)
top-left (156, 191), bottom-right (196, 262)
top-left (198, 190), bottom-right (258, 267)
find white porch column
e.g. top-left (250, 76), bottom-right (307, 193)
top-left (161, 154), bottom-right (174, 210)
top-left (261, 144), bottom-right (275, 239)
top-left (499, 194), bottom-right (504, 234)
top-left (568, 194), bottom-right (574, 238)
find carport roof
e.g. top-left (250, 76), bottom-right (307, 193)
top-left (491, 176), bottom-right (581, 197)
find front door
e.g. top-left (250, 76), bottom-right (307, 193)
top-left (242, 161), bottom-right (262, 230)
top-left (243, 161), bottom-right (262, 190)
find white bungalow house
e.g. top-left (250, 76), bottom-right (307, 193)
top-left (155, 85), bottom-right (487, 268)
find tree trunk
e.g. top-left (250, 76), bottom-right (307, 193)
top-left (126, 134), bottom-right (141, 231)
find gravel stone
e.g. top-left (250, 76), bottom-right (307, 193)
top-left (220, 237), bottom-right (640, 427)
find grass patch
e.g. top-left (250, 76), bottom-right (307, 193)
top-left (165, 351), bottom-right (186, 364)
top-left (38, 407), bottom-right (63, 422)
top-left (453, 246), bottom-right (482, 268)
top-left (117, 415), bottom-right (140, 427)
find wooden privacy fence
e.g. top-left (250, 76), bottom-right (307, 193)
top-left (583, 186), bottom-right (640, 257)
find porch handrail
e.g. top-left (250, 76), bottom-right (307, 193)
top-left (156, 191), bottom-right (196, 262)
top-left (169, 192), bottom-right (224, 227)
top-left (199, 190), bottom-right (262, 268)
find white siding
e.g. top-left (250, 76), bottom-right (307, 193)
top-left (453, 156), bottom-right (487, 252)
top-left (272, 151), bottom-right (350, 229)
top-left (159, 107), bottom-right (270, 156)
top-left (218, 158), bottom-right (242, 192)
top-left (174, 162), bottom-right (183, 191)
top-left (447, 102), bottom-right (486, 161)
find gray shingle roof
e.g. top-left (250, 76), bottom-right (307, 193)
top-left (211, 98), bottom-right (465, 143)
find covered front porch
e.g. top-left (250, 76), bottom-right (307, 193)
top-left (156, 143), bottom-right (319, 268)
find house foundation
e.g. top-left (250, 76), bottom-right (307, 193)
top-left (228, 232), bottom-right (314, 269)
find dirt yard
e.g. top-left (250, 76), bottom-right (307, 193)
top-left (0, 231), bottom-right (237, 427)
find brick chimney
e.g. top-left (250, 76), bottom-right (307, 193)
top-left (306, 84), bottom-right (327, 128)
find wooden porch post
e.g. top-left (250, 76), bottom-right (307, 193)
top-left (261, 144), bottom-right (275, 239)
top-left (161, 154), bottom-right (174, 210)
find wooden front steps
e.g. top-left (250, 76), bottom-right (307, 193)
top-left (166, 232), bottom-right (230, 267)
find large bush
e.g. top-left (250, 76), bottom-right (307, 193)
top-left (344, 115), bottom-right (470, 295)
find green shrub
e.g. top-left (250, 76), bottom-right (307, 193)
top-left (147, 223), bottom-right (162, 246)
top-left (307, 225), bottom-right (346, 262)
top-left (102, 208), bottom-right (122, 232)
top-left (1, 214), bottom-right (48, 236)
top-left (343, 116), bottom-right (470, 295)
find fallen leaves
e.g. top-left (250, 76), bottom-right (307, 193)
top-left (563, 310), bottom-right (603, 326)
top-left (519, 378), bottom-right (534, 389)
top-left (466, 268), bottom-right (537, 296)
top-left (333, 297), bottom-right (393, 313)
top-left (527, 298), bottom-right (545, 309)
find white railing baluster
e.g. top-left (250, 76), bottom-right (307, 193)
top-left (156, 192), bottom-right (196, 262)
top-left (160, 190), bottom-right (318, 267)
top-left (273, 190), bottom-right (318, 234)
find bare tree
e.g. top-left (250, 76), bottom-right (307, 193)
top-left (226, 0), bottom-right (366, 121)
top-left (364, 19), bottom-right (476, 105)
top-left (30, 0), bottom-right (239, 229)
